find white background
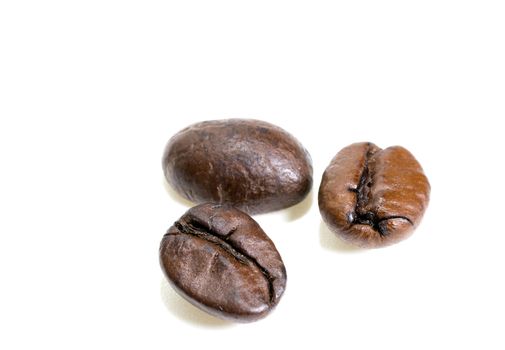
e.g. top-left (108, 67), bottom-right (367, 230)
top-left (1, 1), bottom-right (504, 349)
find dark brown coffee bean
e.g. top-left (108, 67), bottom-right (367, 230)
top-left (162, 119), bottom-right (312, 214)
top-left (318, 142), bottom-right (430, 248)
top-left (159, 203), bottom-right (287, 322)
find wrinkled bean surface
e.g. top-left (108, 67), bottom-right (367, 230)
top-left (162, 119), bottom-right (312, 214)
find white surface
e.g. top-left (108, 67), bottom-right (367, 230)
top-left (1, 1), bottom-right (504, 349)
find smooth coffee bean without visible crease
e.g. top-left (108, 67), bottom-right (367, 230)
top-left (319, 142), bottom-right (430, 248)
top-left (162, 119), bottom-right (313, 214)
top-left (159, 203), bottom-right (287, 322)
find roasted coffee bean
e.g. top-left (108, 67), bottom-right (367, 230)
top-left (162, 119), bottom-right (312, 214)
top-left (159, 203), bottom-right (287, 322)
top-left (318, 142), bottom-right (430, 248)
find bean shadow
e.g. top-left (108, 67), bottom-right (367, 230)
top-left (162, 177), bottom-right (194, 207)
top-left (282, 190), bottom-right (313, 222)
top-left (160, 278), bottom-right (234, 328)
top-left (319, 220), bottom-right (364, 253)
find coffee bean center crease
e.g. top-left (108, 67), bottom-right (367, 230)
top-left (348, 143), bottom-right (414, 236)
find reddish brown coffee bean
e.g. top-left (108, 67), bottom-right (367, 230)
top-left (162, 119), bottom-right (312, 214)
top-left (159, 203), bottom-right (287, 322)
top-left (318, 142), bottom-right (430, 248)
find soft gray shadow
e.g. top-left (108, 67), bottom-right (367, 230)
top-left (319, 220), bottom-right (364, 253)
top-left (283, 190), bottom-right (313, 222)
top-left (160, 278), bottom-right (234, 328)
top-left (162, 177), bottom-right (194, 207)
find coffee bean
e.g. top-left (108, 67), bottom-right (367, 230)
top-left (162, 119), bottom-right (312, 214)
top-left (159, 203), bottom-right (287, 322)
top-left (318, 142), bottom-right (430, 248)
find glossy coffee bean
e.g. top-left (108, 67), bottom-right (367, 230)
top-left (159, 203), bottom-right (287, 322)
top-left (319, 142), bottom-right (430, 248)
top-left (162, 119), bottom-right (312, 214)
